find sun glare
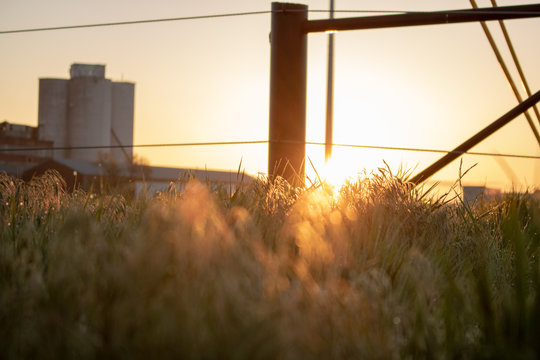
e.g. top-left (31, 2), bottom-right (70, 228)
top-left (318, 156), bottom-right (356, 189)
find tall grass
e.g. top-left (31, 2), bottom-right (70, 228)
top-left (0, 169), bottom-right (539, 359)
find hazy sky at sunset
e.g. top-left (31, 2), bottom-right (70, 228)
top-left (1, 0), bottom-right (539, 190)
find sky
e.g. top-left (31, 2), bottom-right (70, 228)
top-left (1, 0), bottom-right (539, 190)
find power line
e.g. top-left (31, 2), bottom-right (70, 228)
top-left (299, 140), bottom-right (540, 160)
top-left (0, 140), bottom-right (267, 152)
top-left (0, 10), bottom-right (272, 34)
top-left (1, 139), bottom-right (538, 160)
top-left (2, 8), bottom-right (540, 34)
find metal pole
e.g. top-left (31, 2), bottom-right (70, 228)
top-left (491, 0), bottom-right (540, 129)
top-left (469, 0), bottom-right (540, 147)
top-left (268, 2), bottom-right (308, 186)
top-left (325, 0), bottom-right (335, 162)
top-left (410, 89), bottom-right (540, 185)
top-left (306, 3), bottom-right (540, 33)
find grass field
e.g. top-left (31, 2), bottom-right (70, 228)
top-left (1, 169), bottom-right (539, 359)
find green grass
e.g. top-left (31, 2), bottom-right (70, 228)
top-left (1, 169), bottom-right (539, 359)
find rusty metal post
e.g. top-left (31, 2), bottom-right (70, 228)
top-left (268, 2), bottom-right (308, 186)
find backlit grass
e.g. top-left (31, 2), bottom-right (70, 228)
top-left (1, 169), bottom-right (539, 359)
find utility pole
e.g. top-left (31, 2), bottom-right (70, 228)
top-left (325, 0), bottom-right (335, 162)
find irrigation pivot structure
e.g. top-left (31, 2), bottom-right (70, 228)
top-left (268, 2), bottom-right (540, 186)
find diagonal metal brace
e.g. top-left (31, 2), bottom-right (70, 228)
top-left (410, 89), bottom-right (540, 185)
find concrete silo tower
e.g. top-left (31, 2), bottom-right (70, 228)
top-left (111, 82), bottom-right (135, 163)
top-left (37, 63), bottom-right (135, 163)
top-left (67, 64), bottom-right (112, 161)
top-left (38, 79), bottom-right (69, 158)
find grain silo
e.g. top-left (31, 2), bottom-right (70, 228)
top-left (38, 79), bottom-right (69, 158)
top-left (111, 82), bottom-right (135, 163)
top-left (67, 66), bottom-right (112, 162)
top-left (37, 63), bottom-right (135, 164)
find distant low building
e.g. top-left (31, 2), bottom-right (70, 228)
top-left (21, 158), bottom-right (254, 193)
top-left (0, 121), bottom-right (54, 173)
top-left (462, 185), bottom-right (501, 204)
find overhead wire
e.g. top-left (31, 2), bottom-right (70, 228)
top-left (1, 140), bottom-right (538, 160)
top-left (2, 8), bottom-right (540, 34)
top-left (285, 140), bottom-right (540, 160)
top-left (0, 10), bottom-right (273, 34)
top-left (0, 140), bottom-right (268, 152)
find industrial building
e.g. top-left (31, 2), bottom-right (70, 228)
top-left (462, 185), bottom-right (502, 204)
top-left (1, 63), bottom-right (254, 191)
top-left (22, 157), bottom-right (254, 194)
top-left (0, 121), bottom-right (54, 176)
top-left (38, 63), bottom-right (135, 163)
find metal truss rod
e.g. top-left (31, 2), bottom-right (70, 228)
top-left (491, 0), bottom-right (540, 130)
top-left (306, 3), bottom-right (540, 33)
top-left (410, 89), bottom-right (540, 185)
top-left (469, 0), bottom-right (540, 147)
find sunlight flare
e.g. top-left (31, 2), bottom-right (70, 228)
top-left (319, 155), bottom-right (356, 189)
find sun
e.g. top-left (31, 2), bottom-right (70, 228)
top-left (316, 155), bottom-right (357, 189)
top-left (305, 146), bottom-right (369, 190)
top-left (306, 145), bottom-right (399, 190)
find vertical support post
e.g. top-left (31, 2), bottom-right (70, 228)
top-left (268, 2), bottom-right (308, 186)
top-left (325, 0), bottom-right (335, 162)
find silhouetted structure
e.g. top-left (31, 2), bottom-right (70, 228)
top-left (0, 121), bottom-right (53, 175)
top-left (38, 63), bottom-right (134, 163)
top-left (268, 2), bottom-right (540, 186)
top-left (22, 158), bottom-right (254, 193)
